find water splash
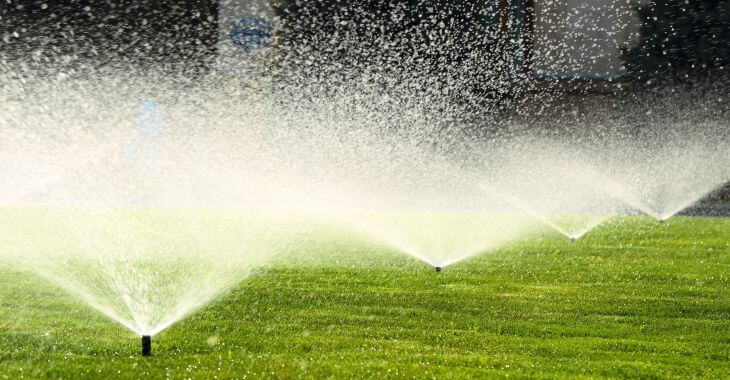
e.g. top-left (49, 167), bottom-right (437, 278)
top-left (1, 3), bottom-right (728, 340)
top-left (0, 206), bottom-right (287, 336)
top-left (586, 133), bottom-right (730, 221)
top-left (0, 94), bottom-right (299, 335)
top-left (345, 210), bottom-right (538, 269)
top-left (476, 141), bottom-right (628, 240)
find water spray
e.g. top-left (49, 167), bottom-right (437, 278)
top-left (142, 335), bottom-right (151, 356)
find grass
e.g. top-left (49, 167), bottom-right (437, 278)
top-left (0, 216), bottom-right (728, 378)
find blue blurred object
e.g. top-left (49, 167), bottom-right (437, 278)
top-left (122, 100), bottom-right (164, 166)
top-left (137, 100), bottom-right (164, 139)
top-left (230, 17), bottom-right (273, 53)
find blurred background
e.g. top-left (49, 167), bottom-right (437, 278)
top-left (3, 1), bottom-right (728, 80)
top-left (2, 1), bottom-right (728, 198)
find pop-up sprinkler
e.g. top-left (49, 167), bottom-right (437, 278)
top-left (142, 335), bottom-right (151, 356)
top-left (435, 266), bottom-right (442, 273)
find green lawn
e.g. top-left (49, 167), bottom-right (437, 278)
top-left (0, 216), bottom-right (728, 379)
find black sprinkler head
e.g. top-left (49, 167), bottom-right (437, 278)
top-left (570, 237), bottom-right (577, 242)
top-left (435, 266), bottom-right (442, 273)
top-left (142, 335), bottom-right (151, 356)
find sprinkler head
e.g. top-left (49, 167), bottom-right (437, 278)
top-left (435, 266), bottom-right (442, 273)
top-left (142, 335), bottom-right (151, 356)
top-left (570, 237), bottom-right (577, 242)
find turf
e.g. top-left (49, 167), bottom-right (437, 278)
top-left (0, 216), bottom-right (728, 379)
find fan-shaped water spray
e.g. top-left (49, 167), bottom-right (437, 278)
top-left (475, 140), bottom-right (629, 240)
top-left (0, 0), bottom-right (728, 360)
top-left (0, 87), bottom-right (305, 349)
top-left (347, 210), bottom-right (537, 269)
top-left (597, 140), bottom-right (729, 221)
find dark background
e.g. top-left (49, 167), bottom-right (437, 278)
top-left (1, 0), bottom-right (727, 199)
top-left (3, 0), bottom-right (728, 82)
top-left (1, 0), bottom-right (218, 71)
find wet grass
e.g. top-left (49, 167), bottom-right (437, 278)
top-left (0, 216), bottom-right (729, 379)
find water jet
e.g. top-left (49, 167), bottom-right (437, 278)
top-left (346, 209), bottom-right (536, 270)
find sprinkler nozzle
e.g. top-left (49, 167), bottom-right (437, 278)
top-left (435, 266), bottom-right (442, 273)
top-left (570, 237), bottom-right (577, 242)
top-left (142, 335), bottom-right (151, 356)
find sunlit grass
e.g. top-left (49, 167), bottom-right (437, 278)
top-left (0, 216), bottom-right (728, 378)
